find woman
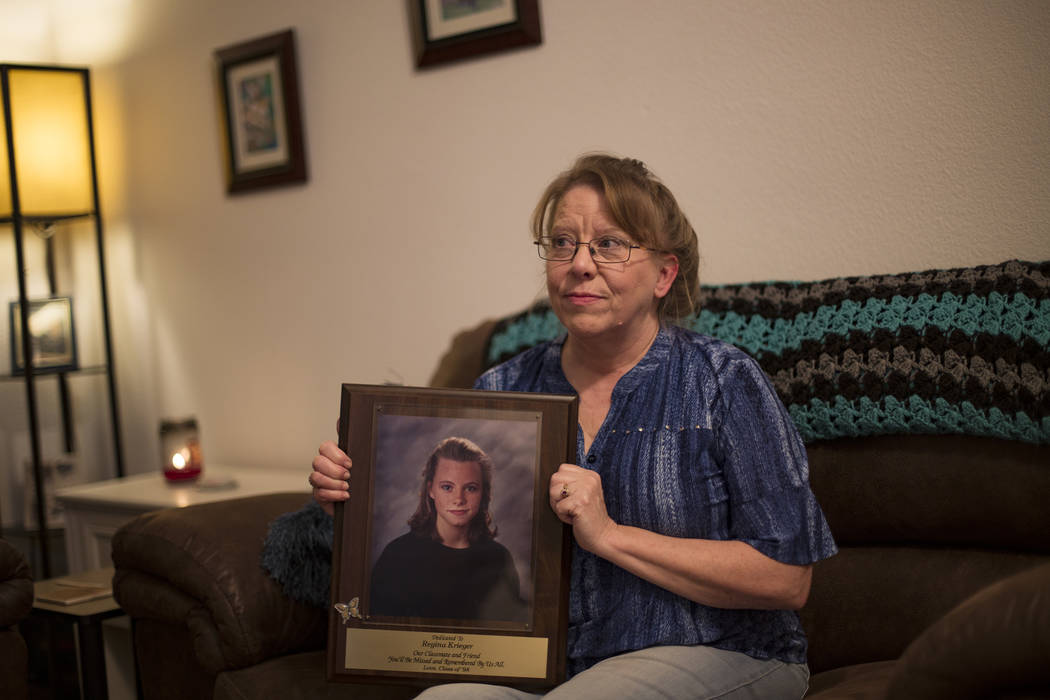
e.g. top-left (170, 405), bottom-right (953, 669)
top-left (308, 154), bottom-right (837, 699)
top-left (369, 436), bottom-right (527, 623)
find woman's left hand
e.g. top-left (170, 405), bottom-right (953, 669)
top-left (550, 464), bottom-right (617, 554)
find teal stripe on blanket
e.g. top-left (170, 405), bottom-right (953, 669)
top-left (788, 395), bottom-right (1049, 445)
top-left (487, 308), bottom-right (563, 364)
top-left (692, 292), bottom-right (1049, 357)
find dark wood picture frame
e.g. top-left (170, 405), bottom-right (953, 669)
top-left (215, 28), bottom-right (307, 194)
top-left (9, 296), bottom-right (78, 375)
top-left (328, 383), bottom-right (576, 689)
top-left (412, 0), bottom-right (542, 68)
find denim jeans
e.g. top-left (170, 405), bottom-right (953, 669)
top-left (414, 644), bottom-right (810, 700)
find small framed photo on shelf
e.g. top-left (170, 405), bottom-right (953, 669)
top-left (412, 0), bottom-right (542, 68)
top-left (9, 296), bottom-right (78, 375)
top-left (215, 28), bottom-right (308, 194)
top-left (327, 383), bottom-right (576, 690)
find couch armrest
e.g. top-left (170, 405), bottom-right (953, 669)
top-left (111, 492), bottom-right (326, 675)
top-left (886, 562), bottom-right (1050, 699)
top-left (0, 538), bottom-right (33, 627)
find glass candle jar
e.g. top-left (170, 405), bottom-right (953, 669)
top-left (159, 418), bottom-right (203, 482)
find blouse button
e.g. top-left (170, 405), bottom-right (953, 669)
top-left (586, 454), bottom-right (596, 464)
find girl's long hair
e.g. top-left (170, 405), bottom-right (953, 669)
top-left (407, 436), bottom-right (497, 543)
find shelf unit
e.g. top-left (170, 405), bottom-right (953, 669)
top-left (2, 63), bottom-right (125, 579)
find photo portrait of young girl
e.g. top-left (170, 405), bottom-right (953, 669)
top-left (367, 413), bottom-right (537, 625)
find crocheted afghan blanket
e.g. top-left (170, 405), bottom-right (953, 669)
top-left (484, 260), bottom-right (1050, 445)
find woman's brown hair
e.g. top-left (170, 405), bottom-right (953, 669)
top-left (531, 153), bottom-right (700, 322)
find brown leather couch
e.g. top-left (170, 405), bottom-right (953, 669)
top-left (0, 537), bottom-right (34, 700)
top-left (112, 280), bottom-right (1050, 699)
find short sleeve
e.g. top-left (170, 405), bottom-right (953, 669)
top-left (472, 372), bottom-right (498, 391)
top-left (714, 355), bottom-right (837, 565)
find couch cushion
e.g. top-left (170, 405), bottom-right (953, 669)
top-left (806, 435), bottom-right (1050, 551)
top-left (800, 433), bottom-right (1050, 673)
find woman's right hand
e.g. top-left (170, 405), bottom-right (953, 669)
top-left (310, 437), bottom-right (351, 516)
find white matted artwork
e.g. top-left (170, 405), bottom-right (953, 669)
top-left (413, 0), bottom-right (542, 68)
top-left (425, 0), bottom-right (517, 41)
top-left (225, 56), bottom-right (289, 172)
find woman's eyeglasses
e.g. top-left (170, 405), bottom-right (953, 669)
top-left (535, 235), bottom-right (647, 264)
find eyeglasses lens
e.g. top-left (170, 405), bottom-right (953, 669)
top-left (537, 237), bottom-right (630, 263)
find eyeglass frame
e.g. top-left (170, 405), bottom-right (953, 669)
top-left (534, 235), bottom-right (655, 264)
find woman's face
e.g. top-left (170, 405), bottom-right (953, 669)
top-left (545, 185), bottom-right (677, 345)
top-left (428, 458), bottom-right (483, 539)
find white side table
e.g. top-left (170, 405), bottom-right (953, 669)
top-left (55, 466), bottom-right (310, 573)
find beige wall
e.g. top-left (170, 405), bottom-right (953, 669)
top-left (3, 0), bottom-right (1048, 484)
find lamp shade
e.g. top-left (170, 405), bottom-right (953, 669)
top-left (0, 65), bottom-right (94, 221)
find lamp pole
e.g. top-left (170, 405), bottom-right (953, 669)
top-left (83, 71), bottom-right (125, 479)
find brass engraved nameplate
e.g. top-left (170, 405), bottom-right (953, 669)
top-left (346, 629), bottom-right (549, 679)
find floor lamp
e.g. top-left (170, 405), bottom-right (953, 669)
top-left (1, 63), bottom-right (124, 578)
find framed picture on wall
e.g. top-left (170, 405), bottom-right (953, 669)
top-left (215, 28), bottom-right (308, 194)
top-left (327, 383), bottom-right (576, 689)
top-left (412, 0), bottom-right (543, 68)
top-left (9, 296), bottom-right (78, 375)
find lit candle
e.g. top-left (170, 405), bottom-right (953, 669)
top-left (160, 418), bottom-right (203, 482)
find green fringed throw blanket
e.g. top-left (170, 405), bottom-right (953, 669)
top-left (485, 259), bottom-right (1050, 444)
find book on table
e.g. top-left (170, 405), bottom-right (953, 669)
top-left (37, 582), bottom-right (112, 606)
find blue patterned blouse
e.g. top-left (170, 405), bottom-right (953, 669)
top-left (473, 324), bottom-right (838, 676)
